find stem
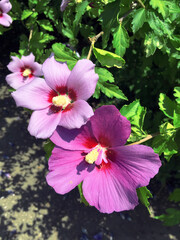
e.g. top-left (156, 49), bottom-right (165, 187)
top-left (87, 31), bottom-right (104, 60)
top-left (137, 0), bottom-right (145, 9)
top-left (28, 28), bottom-right (33, 51)
top-left (128, 132), bottom-right (159, 146)
top-left (119, 8), bottom-right (134, 23)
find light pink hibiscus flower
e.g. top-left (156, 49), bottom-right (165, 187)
top-left (60, 0), bottom-right (70, 11)
top-left (6, 53), bottom-right (43, 89)
top-left (46, 105), bottom-right (161, 213)
top-left (0, 0), bottom-right (12, 27)
top-left (12, 56), bottom-right (98, 139)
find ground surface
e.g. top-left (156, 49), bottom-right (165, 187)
top-left (0, 63), bottom-right (180, 240)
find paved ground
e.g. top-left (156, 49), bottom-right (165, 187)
top-left (0, 64), bottom-right (179, 240)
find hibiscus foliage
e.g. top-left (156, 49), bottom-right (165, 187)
top-left (1, 0), bottom-right (180, 224)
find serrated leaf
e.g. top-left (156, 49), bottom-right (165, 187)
top-left (169, 188), bottom-right (180, 203)
top-left (93, 47), bottom-right (125, 68)
top-left (21, 9), bottom-right (33, 20)
top-left (112, 24), bottom-right (129, 57)
top-left (137, 187), bottom-right (152, 212)
top-left (144, 33), bottom-right (163, 57)
top-left (38, 20), bottom-right (54, 32)
top-left (52, 43), bottom-right (79, 70)
top-left (155, 208), bottom-right (180, 226)
top-left (95, 67), bottom-right (114, 83)
top-left (73, 0), bottom-right (89, 35)
top-left (159, 93), bottom-right (176, 119)
top-left (132, 8), bottom-right (146, 33)
top-left (99, 82), bottom-right (127, 100)
top-left (150, 0), bottom-right (168, 18)
top-left (101, 0), bottom-right (120, 48)
top-left (174, 87), bottom-right (180, 104)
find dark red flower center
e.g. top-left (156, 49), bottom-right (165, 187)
top-left (21, 67), bottom-right (34, 79)
top-left (0, 9), bottom-right (3, 17)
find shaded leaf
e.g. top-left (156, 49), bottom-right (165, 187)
top-left (150, 0), bottom-right (168, 18)
top-left (137, 187), bottom-right (152, 212)
top-left (159, 93), bottom-right (176, 119)
top-left (155, 208), bottom-right (180, 226)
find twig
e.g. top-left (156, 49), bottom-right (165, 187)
top-left (119, 8), bottom-right (134, 23)
top-left (28, 28), bottom-right (33, 51)
top-left (87, 31), bottom-right (104, 60)
top-left (128, 132), bottom-right (159, 145)
top-left (137, 0), bottom-right (145, 9)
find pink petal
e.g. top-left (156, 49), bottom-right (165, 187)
top-left (91, 105), bottom-right (131, 147)
top-left (60, 0), bottom-right (70, 11)
top-left (21, 53), bottom-right (35, 67)
top-left (0, 0), bottom-right (12, 13)
top-left (42, 55), bottom-right (71, 90)
top-left (50, 121), bottom-right (97, 150)
top-left (111, 145), bottom-right (162, 188)
top-left (28, 107), bottom-right (62, 139)
top-left (0, 13), bottom-right (12, 27)
top-left (67, 59), bottom-right (98, 100)
top-left (46, 147), bottom-right (93, 194)
top-left (83, 162), bottom-right (139, 213)
top-left (6, 72), bottom-right (25, 89)
top-left (7, 56), bottom-right (24, 72)
top-left (59, 100), bottom-right (94, 129)
top-left (11, 78), bottom-right (52, 110)
top-left (33, 62), bottom-right (43, 76)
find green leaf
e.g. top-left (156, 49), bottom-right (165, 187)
top-left (155, 208), bottom-right (180, 226)
top-left (21, 9), bottom-right (33, 20)
top-left (98, 82), bottom-right (128, 100)
top-left (93, 47), bottom-right (125, 68)
top-left (112, 24), bottom-right (129, 57)
top-left (150, 0), bottom-right (168, 18)
top-left (144, 33), bottom-right (163, 57)
top-left (95, 67), bottom-right (114, 83)
top-left (78, 182), bottom-right (89, 206)
top-left (159, 93), bottom-right (176, 119)
top-left (174, 87), bottom-right (180, 104)
top-left (101, 0), bottom-right (120, 48)
top-left (132, 8), bottom-right (146, 33)
top-left (73, 0), bottom-right (89, 35)
top-left (137, 187), bottom-right (152, 212)
top-left (43, 140), bottom-right (55, 160)
top-left (173, 105), bottom-right (180, 128)
top-left (169, 188), bottom-right (180, 203)
top-left (52, 43), bottom-right (79, 70)
top-left (38, 20), bottom-right (54, 32)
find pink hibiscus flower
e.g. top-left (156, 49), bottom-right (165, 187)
top-left (0, 0), bottom-right (12, 27)
top-left (6, 53), bottom-right (43, 89)
top-left (12, 55), bottom-right (98, 139)
top-left (60, 0), bottom-right (70, 11)
top-left (46, 105), bottom-right (161, 213)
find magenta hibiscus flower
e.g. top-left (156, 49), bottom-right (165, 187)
top-left (60, 0), bottom-right (70, 11)
top-left (46, 105), bottom-right (161, 213)
top-left (12, 56), bottom-right (98, 139)
top-left (6, 53), bottom-right (43, 89)
top-left (0, 0), bottom-right (12, 27)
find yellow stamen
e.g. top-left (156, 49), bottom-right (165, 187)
top-left (23, 68), bottom-right (31, 77)
top-left (85, 148), bottom-right (99, 164)
top-left (52, 95), bottom-right (71, 108)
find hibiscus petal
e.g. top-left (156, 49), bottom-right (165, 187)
top-left (46, 147), bottom-right (93, 194)
top-left (111, 145), bottom-right (162, 188)
top-left (42, 55), bottom-right (71, 90)
top-left (7, 56), bottom-right (24, 72)
top-left (83, 162), bottom-right (139, 213)
top-left (67, 59), bottom-right (98, 100)
top-left (11, 78), bottom-right (52, 110)
top-left (90, 105), bottom-right (131, 147)
top-left (33, 62), bottom-right (43, 76)
top-left (28, 107), bottom-right (62, 139)
top-left (0, 13), bottom-right (12, 27)
top-left (6, 72), bottom-right (24, 89)
top-left (60, 0), bottom-right (70, 11)
top-left (21, 53), bottom-right (35, 67)
top-left (0, 0), bottom-right (12, 13)
top-left (50, 121), bottom-right (97, 150)
top-left (59, 100), bottom-right (94, 129)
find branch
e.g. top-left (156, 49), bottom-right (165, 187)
top-left (137, 0), bottom-right (145, 9)
top-left (128, 132), bottom-right (159, 146)
top-left (87, 31), bottom-right (104, 60)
